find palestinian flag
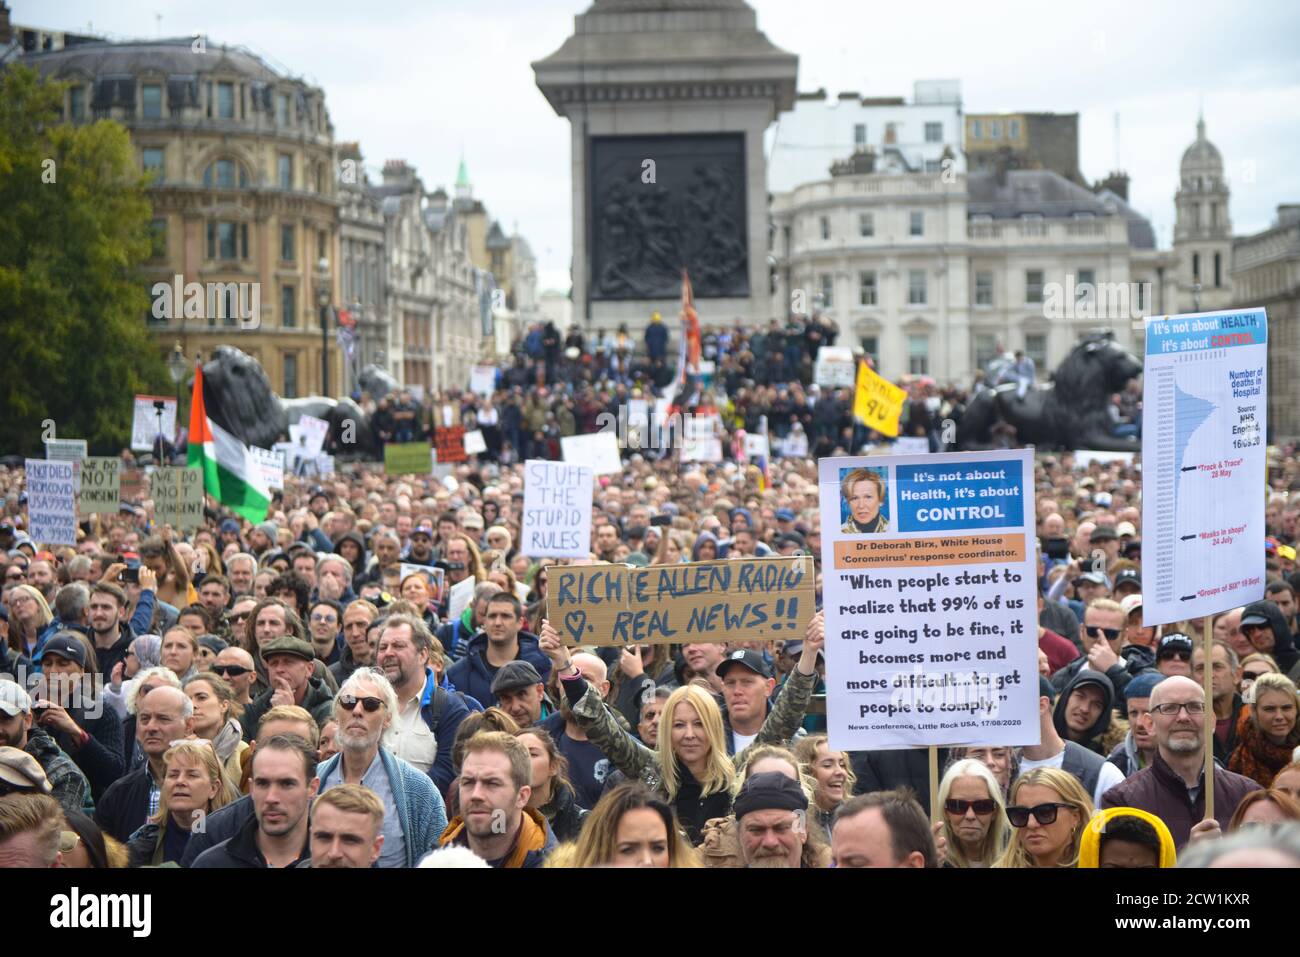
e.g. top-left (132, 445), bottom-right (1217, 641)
top-left (186, 362), bottom-right (271, 523)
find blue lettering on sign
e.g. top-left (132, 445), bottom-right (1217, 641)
top-left (895, 461), bottom-right (1024, 532)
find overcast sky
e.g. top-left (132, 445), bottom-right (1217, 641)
top-left (22, 0), bottom-right (1300, 293)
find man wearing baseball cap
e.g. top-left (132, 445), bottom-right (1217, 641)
top-left (404, 523), bottom-right (436, 567)
top-left (1154, 633), bottom-right (1194, 678)
top-left (0, 681), bottom-right (89, 816)
top-left (241, 636), bottom-right (336, 742)
top-left (1112, 568), bottom-right (1142, 601)
top-left (33, 633), bottom-right (124, 802)
top-left (733, 771), bottom-right (822, 868)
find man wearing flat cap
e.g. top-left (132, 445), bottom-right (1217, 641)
top-left (241, 636), bottom-right (336, 742)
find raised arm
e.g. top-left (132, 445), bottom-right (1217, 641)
top-left (747, 610), bottom-right (825, 757)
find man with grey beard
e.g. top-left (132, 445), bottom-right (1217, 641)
top-left (734, 771), bottom-right (819, 868)
top-left (312, 668), bottom-right (446, 867)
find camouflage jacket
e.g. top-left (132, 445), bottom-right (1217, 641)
top-left (571, 667), bottom-right (817, 795)
top-left (25, 725), bottom-right (92, 816)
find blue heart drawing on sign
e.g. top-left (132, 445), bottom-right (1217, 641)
top-left (563, 610), bottom-right (588, 645)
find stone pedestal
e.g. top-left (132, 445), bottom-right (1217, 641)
top-left (534, 0), bottom-right (797, 336)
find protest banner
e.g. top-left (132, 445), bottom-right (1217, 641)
top-left (815, 346), bottom-right (856, 388)
top-left (46, 438), bottom-right (87, 494)
top-left (25, 459), bottom-right (77, 545)
top-left (853, 361), bottom-right (907, 437)
top-left (294, 415), bottom-right (330, 457)
top-left (400, 563), bottom-right (445, 601)
top-left (384, 441), bottom-right (432, 476)
top-left (547, 556), bottom-right (814, 647)
top-left (522, 460), bottom-right (593, 558)
top-left (250, 447), bottom-right (285, 491)
top-left (893, 437), bottom-right (930, 456)
top-left (448, 576), bottom-right (475, 622)
top-left (464, 429), bottom-right (487, 456)
top-left (79, 457), bottom-right (121, 515)
top-left (779, 431), bottom-right (809, 459)
top-left (469, 365), bottom-right (497, 398)
top-left (561, 432), bottom-right (622, 476)
top-left (435, 426), bottom-right (468, 463)
top-left (681, 414), bottom-right (723, 463)
top-left (153, 466), bottom-right (206, 531)
top-left (819, 450), bottom-right (1038, 752)
top-left (119, 469), bottom-right (144, 504)
top-left (131, 395), bottom-right (177, 452)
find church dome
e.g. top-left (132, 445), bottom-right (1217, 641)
top-left (1180, 116), bottom-right (1223, 180)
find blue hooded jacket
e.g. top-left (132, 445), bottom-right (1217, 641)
top-left (444, 630), bottom-right (552, 708)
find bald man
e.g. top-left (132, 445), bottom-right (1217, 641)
top-left (1101, 675), bottom-right (1260, 849)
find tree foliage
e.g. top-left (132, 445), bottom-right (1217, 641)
top-left (0, 65), bottom-right (168, 455)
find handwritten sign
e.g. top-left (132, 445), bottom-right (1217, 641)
top-left (79, 457), bottom-right (121, 515)
top-left (25, 459), bottom-right (77, 545)
top-left (435, 426), bottom-right (468, 464)
top-left (384, 441), bottom-right (432, 476)
top-left (547, 556), bottom-right (815, 647)
top-left (153, 466), bottom-right (205, 531)
top-left (250, 447), bottom-right (285, 491)
top-left (853, 361), bottom-right (907, 437)
top-left (522, 460), bottom-right (593, 558)
top-left (294, 415), bottom-right (330, 457)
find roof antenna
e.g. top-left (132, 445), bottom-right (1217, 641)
top-left (1113, 111), bottom-right (1120, 170)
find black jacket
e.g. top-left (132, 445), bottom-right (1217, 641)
top-left (0, 644), bottom-right (30, 682)
top-left (95, 764), bottom-right (155, 843)
top-left (241, 676), bottom-right (336, 743)
top-left (91, 626), bottom-right (135, 684)
top-left (541, 781), bottom-right (587, 844)
top-left (1050, 644), bottom-right (1154, 702)
top-left (1241, 600), bottom-right (1300, 674)
top-left (1053, 670), bottom-right (1117, 756)
top-left (849, 747), bottom-right (950, 813)
top-left (190, 810), bottom-right (309, 868)
top-left (180, 794), bottom-right (255, 867)
top-left (49, 701), bottom-right (124, 803)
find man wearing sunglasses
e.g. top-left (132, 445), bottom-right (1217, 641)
top-left (212, 648), bottom-right (258, 706)
top-left (1154, 633), bottom-right (1194, 677)
top-left (1050, 597), bottom-right (1151, 699)
top-left (1101, 675), bottom-right (1262, 849)
top-left (315, 668), bottom-right (447, 867)
top-left (1238, 599), bottom-right (1300, 677)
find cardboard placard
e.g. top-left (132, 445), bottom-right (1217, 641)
top-left (153, 466), bottom-right (205, 531)
top-left (250, 446), bottom-right (285, 491)
top-left (79, 457), bottom-right (121, 515)
top-left (547, 556), bottom-right (815, 647)
top-left (435, 426), bottom-right (468, 463)
top-left (448, 575), bottom-right (475, 621)
top-left (25, 459), bottom-right (77, 545)
top-left (384, 441), bottom-right (432, 476)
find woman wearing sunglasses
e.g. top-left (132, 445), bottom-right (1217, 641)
top-left (937, 758), bottom-right (1008, 867)
top-left (995, 768), bottom-right (1094, 868)
top-left (1239, 652), bottom-right (1279, 698)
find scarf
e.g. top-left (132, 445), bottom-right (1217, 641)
top-left (848, 513), bottom-right (888, 533)
top-left (211, 718), bottom-right (245, 765)
top-left (1227, 706), bottom-right (1300, 787)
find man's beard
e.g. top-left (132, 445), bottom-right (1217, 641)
top-left (0, 727), bottom-right (24, 748)
top-left (338, 725), bottom-right (382, 752)
top-left (1165, 734), bottom-right (1201, 753)
top-left (746, 851), bottom-right (796, 869)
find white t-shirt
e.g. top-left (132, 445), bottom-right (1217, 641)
top-left (1017, 747), bottom-right (1124, 808)
top-left (731, 730), bottom-right (758, 755)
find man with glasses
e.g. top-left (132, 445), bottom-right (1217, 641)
top-left (1154, 633), bottom-right (1194, 677)
top-left (1101, 675), bottom-right (1262, 849)
top-left (212, 647), bottom-right (258, 706)
top-left (1051, 597), bottom-right (1148, 699)
top-left (226, 595), bottom-right (257, 641)
top-left (315, 668), bottom-right (447, 867)
top-left (306, 598), bottom-right (343, 669)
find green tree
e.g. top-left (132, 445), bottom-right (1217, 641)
top-left (0, 65), bottom-right (168, 455)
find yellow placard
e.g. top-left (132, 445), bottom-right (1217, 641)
top-left (853, 360), bottom-right (907, 437)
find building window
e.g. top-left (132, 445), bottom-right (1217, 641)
top-left (281, 285), bottom-right (296, 328)
top-left (854, 123), bottom-right (866, 148)
top-left (1211, 202), bottom-right (1218, 228)
top-left (925, 122), bottom-right (942, 143)
top-left (69, 86), bottom-right (85, 121)
top-left (1214, 252), bottom-right (1222, 287)
top-left (280, 224), bottom-right (295, 261)
top-left (1192, 253), bottom-right (1200, 282)
top-left (975, 333), bottom-right (998, 371)
top-left (278, 154), bottom-right (293, 189)
top-left (910, 212), bottom-right (924, 236)
top-left (149, 218), bottom-right (167, 260)
top-left (975, 271), bottom-right (993, 306)
top-left (276, 92), bottom-right (290, 126)
top-left (859, 213), bottom-right (874, 237)
top-left (142, 147), bottom-right (164, 183)
top-left (820, 216), bottom-right (830, 240)
top-left (206, 221), bottom-right (248, 261)
top-left (1025, 333), bottom-right (1047, 370)
top-left (1076, 268), bottom-right (1095, 304)
top-left (989, 120), bottom-right (1002, 139)
top-left (924, 159), bottom-right (942, 173)
top-left (1025, 269), bottom-right (1044, 304)
top-left (141, 84), bottom-right (162, 119)
top-left (203, 159), bottom-right (246, 189)
top-left (860, 336), bottom-right (879, 367)
top-left (283, 354), bottom-right (298, 399)
top-left (907, 334), bottom-right (929, 375)
top-left (215, 81), bottom-right (235, 119)
top-left (971, 119), bottom-right (982, 140)
top-left (318, 231), bottom-right (327, 261)
top-left (1009, 119), bottom-right (1021, 139)
top-left (819, 274), bottom-right (834, 309)
top-left (859, 271), bottom-right (877, 306)
top-left (908, 269), bottom-right (927, 305)
top-left (1135, 281), bottom-right (1146, 311)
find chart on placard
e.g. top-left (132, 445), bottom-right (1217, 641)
top-left (1142, 308), bottom-right (1267, 626)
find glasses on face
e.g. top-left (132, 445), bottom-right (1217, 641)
top-left (230, 611), bottom-right (252, 623)
top-left (1006, 802), bottom-right (1073, 828)
top-left (1158, 650), bottom-right (1193, 663)
top-left (310, 614), bottom-right (338, 625)
top-left (210, 665), bottom-right (251, 678)
top-left (5, 572), bottom-right (24, 582)
top-left (1242, 669), bottom-right (1271, 682)
top-left (1085, 625), bottom-right (1121, 641)
top-left (338, 694), bottom-right (383, 713)
top-left (945, 798), bottom-right (997, 816)
top-left (1150, 701), bottom-right (1206, 717)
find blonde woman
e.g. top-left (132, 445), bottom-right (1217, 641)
top-left (126, 740), bottom-right (238, 866)
top-left (995, 768), bottom-right (1093, 868)
top-left (6, 584), bottom-right (53, 658)
top-left (539, 614), bottom-right (824, 844)
top-left (937, 758), bottom-right (1009, 868)
top-left (793, 734), bottom-right (857, 834)
top-left (1229, 672), bottom-right (1300, 787)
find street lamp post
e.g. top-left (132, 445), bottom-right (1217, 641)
top-left (163, 341), bottom-right (187, 463)
top-left (317, 257), bottom-right (332, 397)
